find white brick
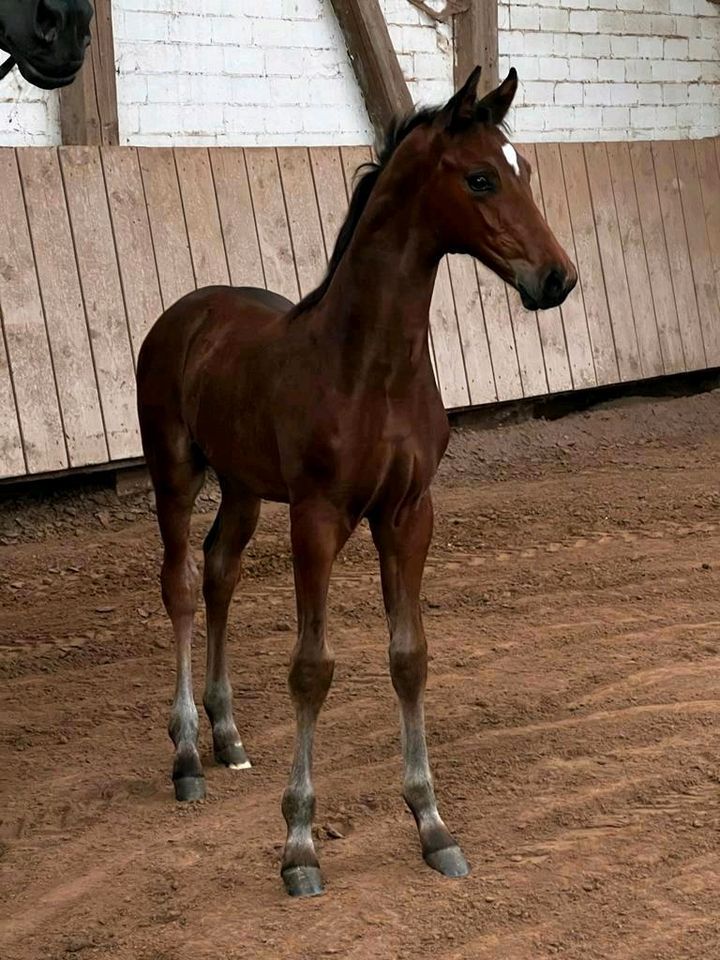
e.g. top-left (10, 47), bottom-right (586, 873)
top-left (539, 9), bottom-right (569, 31)
top-left (599, 60), bottom-right (626, 82)
top-left (538, 57), bottom-right (570, 81)
top-left (637, 37), bottom-right (664, 58)
top-left (582, 35), bottom-right (611, 57)
top-left (510, 7), bottom-right (541, 29)
top-left (610, 36), bottom-right (638, 58)
top-left (569, 10), bottom-right (598, 31)
top-left (602, 106), bottom-right (630, 127)
top-left (598, 11), bottom-right (625, 32)
top-left (610, 82), bottom-right (641, 104)
top-left (568, 58), bottom-right (599, 81)
top-left (665, 38), bottom-right (689, 59)
top-left (554, 82), bottom-right (584, 104)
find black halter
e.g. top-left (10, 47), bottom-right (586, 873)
top-left (0, 55), bottom-right (16, 81)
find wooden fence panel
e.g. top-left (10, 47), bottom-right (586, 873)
top-left (245, 149), bottom-right (299, 302)
top-left (277, 148), bottom-right (328, 297)
top-left (209, 149), bottom-right (265, 290)
top-left (175, 148), bottom-right (230, 290)
top-left (0, 151), bottom-right (66, 474)
top-left (138, 148), bottom-right (195, 310)
top-left (60, 147), bottom-right (139, 461)
top-left (628, 142), bottom-right (686, 374)
top-left (101, 147), bottom-right (163, 361)
top-left (652, 141), bottom-right (706, 371)
top-left (605, 142), bottom-right (664, 379)
top-left (18, 149), bottom-right (107, 467)
top-left (1, 137), bottom-right (718, 482)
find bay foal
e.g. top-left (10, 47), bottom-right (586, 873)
top-left (137, 67), bottom-right (577, 898)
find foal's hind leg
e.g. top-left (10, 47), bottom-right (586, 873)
top-left (152, 448), bottom-right (206, 802)
top-left (202, 485), bottom-right (260, 769)
top-left (281, 499), bottom-right (351, 898)
top-left (371, 494), bottom-right (469, 878)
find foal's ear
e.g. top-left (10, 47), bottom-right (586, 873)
top-left (476, 68), bottom-right (518, 126)
top-left (440, 65), bottom-right (482, 133)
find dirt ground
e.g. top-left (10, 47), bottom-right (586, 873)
top-left (2, 390), bottom-right (720, 960)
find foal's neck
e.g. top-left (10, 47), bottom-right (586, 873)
top-left (317, 180), bottom-right (441, 381)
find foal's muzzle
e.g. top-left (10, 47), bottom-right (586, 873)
top-left (517, 263), bottom-right (578, 311)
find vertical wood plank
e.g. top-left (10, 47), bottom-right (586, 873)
top-left (328, 0), bottom-right (413, 138)
top-left (430, 258), bottom-right (470, 409)
top-left (505, 284), bottom-right (549, 398)
top-left (694, 139), bottom-right (720, 309)
top-left (138, 148), bottom-right (196, 309)
top-left (60, 146), bottom-right (140, 460)
top-left (245, 148), bottom-right (299, 302)
top-left (0, 330), bottom-right (24, 479)
top-left (447, 254), bottom-right (496, 405)
top-left (60, 0), bottom-right (118, 146)
top-left (454, 0), bottom-right (498, 95)
top-left (0, 151), bottom-right (66, 474)
top-left (652, 141), bottom-right (706, 371)
top-left (340, 145), bottom-right (373, 198)
top-left (309, 147), bottom-right (350, 258)
top-left (521, 144), bottom-right (572, 393)
top-left (584, 143), bottom-right (641, 381)
top-left (475, 263), bottom-right (522, 402)
top-left (674, 140), bottom-right (720, 366)
top-left (606, 141), bottom-right (664, 378)
top-left (101, 147), bottom-right (163, 359)
top-left (558, 144), bottom-right (618, 385)
top-left (17, 148), bottom-right (107, 467)
top-left (209, 149), bottom-right (265, 289)
top-left (174, 148), bottom-right (230, 290)
top-left (277, 147), bottom-right (328, 297)
top-left (628, 142), bottom-right (685, 374)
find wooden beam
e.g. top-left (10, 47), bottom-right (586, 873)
top-left (329, 0), bottom-right (413, 138)
top-left (454, 0), bottom-right (498, 96)
top-left (60, 0), bottom-right (119, 146)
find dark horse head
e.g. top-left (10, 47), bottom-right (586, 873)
top-left (0, 0), bottom-right (93, 89)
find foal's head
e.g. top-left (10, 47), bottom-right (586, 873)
top-left (388, 67), bottom-right (577, 311)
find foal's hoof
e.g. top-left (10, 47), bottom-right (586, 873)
top-left (173, 775), bottom-right (206, 802)
top-left (215, 741), bottom-right (252, 770)
top-left (282, 865), bottom-right (325, 898)
top-left (425, 845), bottom-right (470, 878)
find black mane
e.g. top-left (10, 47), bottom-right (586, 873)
top-left (289, 106), bottom-right (446, 319)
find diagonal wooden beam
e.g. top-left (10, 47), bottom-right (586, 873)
top-left (60, 0), bottom-right (119, 146)
top-left (454, 0), bottom-right (498, 96)
top-left (329, 0), bottom-right (413, 139)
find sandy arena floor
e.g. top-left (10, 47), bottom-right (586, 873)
top-left (1, 391), bottom-right (720, 960)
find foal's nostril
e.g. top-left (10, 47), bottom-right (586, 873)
top-left (34, 0), bottom-right (64, 44)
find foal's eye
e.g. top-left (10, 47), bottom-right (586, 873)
top-left (466, 173), bottom-right (495, 194)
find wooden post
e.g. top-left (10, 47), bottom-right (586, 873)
top-left (454, 0), bottom-right (498, 96)
top-left (329, 0), bottom-right (413, 139)
top-left (60, 0), bottom-right (119, 146)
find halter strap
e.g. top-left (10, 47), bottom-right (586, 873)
top-left (0, 56), bottom-right (16, 82)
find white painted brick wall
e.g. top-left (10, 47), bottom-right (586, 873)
top-left (501, 0), bottom-right (720, 140)
top-left (0, 0), bottom-right (717, 146)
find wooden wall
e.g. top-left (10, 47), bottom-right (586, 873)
top-left (0, 139), bottom-right (719, 480)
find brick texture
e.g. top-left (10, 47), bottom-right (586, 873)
top-left (0, 0), bottom-right (717, 146)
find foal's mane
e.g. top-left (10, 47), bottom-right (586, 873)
top-left (289, 98), bottom-right (505, 320)
top-left (288, 105), bottom-right (447, 320)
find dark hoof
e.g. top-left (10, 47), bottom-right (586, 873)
top-left (214, 741), bottom-right (252, 770)
top-left (282, 865), bottom-right (325, 898)
top-left (173, 775), bottom-right (206, 802)
top-left (424, 845), bottom-right (470, 878)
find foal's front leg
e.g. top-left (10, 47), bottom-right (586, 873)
top-left (281, 499), bottom-right (350, 898)
top-left (371, 494), bottom-right (469, 878)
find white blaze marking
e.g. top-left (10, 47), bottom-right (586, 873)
top-left (502, 142), bottom-right (520, 177)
